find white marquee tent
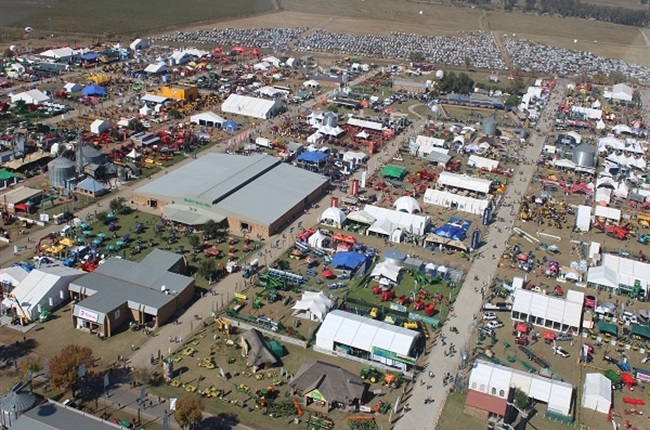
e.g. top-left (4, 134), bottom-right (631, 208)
top-left (423, 189), bottom-right (490, 215)
top-left (594, 205), bottom-right (621, 222)
top-left (511, 289), bottom-right (584, 333)
top-left (308, 230), bottom-right (328, 249)
top-left (370, 261), bottom-right (402, 284)
top-left (437, 171), bottom-right (491, 194)
top-left (316, 310), bottom-right (419, 369)
top-left (319, 207), bottom-right (347, 228)
top-left (467, 155), bottom-right (499, 171)
top-left (582, 373), bottom-right (612, 414)
top-left (393, 196), bottom-right (421, 214)
top-left (347, 210), bottom-right (376, 225)
top-left (221, 94), bottom-right (281, 119)
top-left (469, 360), bottom-right (573, 416)
top-left (414, 135), bottom-right (446, 157)
top-left (575, 205), bottom-right (591, 232)
top-left (292, 291), bottom-right (333, 322)
top-left (90, 119), bottom-right (111, 135)
top-left (363, 204), bottom-right (429, 236)
top-left (587, 254), bottom-right (650, 293)
top-left (2, 266), bottom-right (84, 322)
top-left (190, 111), bottom-right (225, 127)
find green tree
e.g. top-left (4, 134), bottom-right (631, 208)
top-left (173, 396), bottom-right (205, 429)
top-left (505, 94), bottom-right (520, 107)
top-left (409, 51), bottom-right (425, 62)
top-left (20, 356), bottom-right (43, 381)
top-left (197, 259), bottom-right (216, 280)
top-left (464, 55), bottom-right (472, 70)
top-left (608, 70), bottom-right (627, 84)
top-left (514, 388), bottom-right (530, 411)
top-left (48, 345), bottom-right (94, 396)
top-left (188, 234), bottom-right (201, 250)
top-left (109, 197), bottom-right (127, 215)
top-left (202, 220), bottom-right (220, 239)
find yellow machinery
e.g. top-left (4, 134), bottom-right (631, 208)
top-left (8, 294), bottom-right (30, 325)
top-left (638, 213), bottom-right (650, 228)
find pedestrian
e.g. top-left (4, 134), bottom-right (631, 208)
top-left (131, 344), bottom-right (135, 351)
top-left (117, 402), bottom-right (121, 409)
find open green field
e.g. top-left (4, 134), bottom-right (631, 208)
top-left (3, 0), bottom-right (275, 35)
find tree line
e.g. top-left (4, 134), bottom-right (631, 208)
top-left (468, 0), bottom-right (650, 27)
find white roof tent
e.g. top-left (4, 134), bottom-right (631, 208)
top-left (424, 189), bottom-right (490, 215)
top-left (414, 135), bottom-right (446, 156)
top-left (469, 360), bottom-right (574, 417)
top-left (582, 373), bottom-right (612, 414)
top-left (221, 94), bottom-right (282, 120)
top-left (587, 254), bottom-right (650, 293)
top-left (511, 288), bottom-right (584, 333)
top-left (144, 63), bottom-right (167, 74)
top-left (190, 111), bottom-right (225, 128)
top-left (437, 171), bottom-right (492, 195)
top-left (594, 205), bottom-right (621, 222)
top-left (2, 267), bottom-right (84, 321)
top-left (363, 204), bottom-right (429, 236)
top-left (393, 196), bottom-right (421, 214)
top-left (575, 205), bottom-right (591, 232)
top-left (316, 310), bottom-right (419, 369)
top-left (319, 207), bottom-right (347, 228)
top-left (604, 83), bottom-right (633, 103)
top-left (347, 116), bottom-right (385, 131)
top-left (468, 155), bottom-right (499, 171)
top-left (11, 89), bottom-right (50, 105)
top-left (292, 291), bottom-right (333, 322)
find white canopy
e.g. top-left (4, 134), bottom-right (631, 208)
top-left (575, 205), bottom-right (591, 232)
top-left (319, 207), bottom-right (347, 227)
top-left (393, 196), bottom-right (421, 214)
top-left (356, 130), bottom-right (370, 139)
top-left (342, 151), bottom-right (368, 164)
top-left (594, 205), bottom-right (621, 222)
top-left (582, 373), bottom-right (612, 414)
top-left (370, 261), bottom-right (402, 283)
top-left (553, 158), bottom-right (576, 170)
top-left (363, 204), bottom-right (429, 236)
top-left (368, 219), bottom-right (394, 237)
top-left (190, 111), bottom-right (225, 127)
top-left (126, 149), bottom-right (141, 160)
top-left (437, 171), bottom-right (491, 194)
top-left (511, 288), bottom-right (584, 333)
top-left (308, 230), bottom-right (327, 249)
top-left (415, 135), bottom-right (446, 156)
top-left (347, 210), bottom-right (376, 224)
top-left (292, 291), bottom-right (333, 322)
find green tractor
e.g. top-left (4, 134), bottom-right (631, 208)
top-left (360, 366), bottom-right (381, 383)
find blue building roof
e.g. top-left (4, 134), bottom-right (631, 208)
top-left (297, 151), bottom-right (328, 164)
top-left (76, 177), bottom-right (107, 194)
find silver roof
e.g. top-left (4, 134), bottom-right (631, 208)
top-left (10, 401), bottom-right (122, 430)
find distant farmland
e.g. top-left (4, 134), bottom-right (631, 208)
top-left (3, 0), bottom-right (275, 36)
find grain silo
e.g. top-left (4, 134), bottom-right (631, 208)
top-left (482, 116), bottom-right (498, 136)
top-left (80, 146), bottom-right (107, 166)
top-left (572, 143), bottom-right (597, 167)
top-left (0, 381), bottom-right (37, 428)
top-left (48, 157), bottom-right (76, 188)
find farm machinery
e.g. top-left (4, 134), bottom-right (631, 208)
top-left (359, 366), bottom-right (403, 387)
top-left (594, 219), bottom-right (631, 240)
top-left (348, 416), bottom-right (380, 430)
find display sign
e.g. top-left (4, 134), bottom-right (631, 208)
top-left (371, 347), bottom-right (416, 366)
top-left (78, 308), bottom-right (99, 322)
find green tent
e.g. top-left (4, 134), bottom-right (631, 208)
top-left (268, 340), bottom-right (285, 358)
top-left (0, 169), bottom-right (16, 181)
top-left (598, 321), bottom-right (618, 337)
top-left (630, 323), bottom-right (650, 340)
top-left (381, 165), bottom-right (406, 179)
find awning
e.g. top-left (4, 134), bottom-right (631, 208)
top-left (631, 323), bottom-right (649, 340)
top-left (598, 321), bottom-right (619, 337)
top-left (163, 203), bottom-right (224, 226)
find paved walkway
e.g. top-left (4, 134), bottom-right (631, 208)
top-left (393, 82), bottom-right (566, 430)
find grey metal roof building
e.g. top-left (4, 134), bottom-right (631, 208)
top-left (70, 250), bottom-right (194, 337)
top-left (10, 401), bottom-right (122, 430)
top-left (133, 153), bottom-right (328, 236)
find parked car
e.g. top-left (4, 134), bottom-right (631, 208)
top-left (486, 320), bottom-right (504, 330)
top-left (515, 336), bottom-right (530, 346)
top-left (478, 326), bottom-right (495, 337)
top-left (555, 333), bottom-right (574, 342)
top-left (584, 295), bottom-right (597, 309)
top-left (483, 312), bottom-right (498, 321)
top-left (552, 346), bottom-right (570, 358)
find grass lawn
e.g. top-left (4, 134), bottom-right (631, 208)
top-left (6, 0), bottom-right (275, 35)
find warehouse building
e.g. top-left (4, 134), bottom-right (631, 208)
top-left (133, 154), bottom-right (328, 237)
top-left (315, 310), bottom-right (420, 371)
top-left (69, 250), bottom-right (194, 337)
top-left (221, 94), bottom-right (283, 119)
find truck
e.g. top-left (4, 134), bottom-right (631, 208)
top-left (255, 137), bottom-right (273, 149)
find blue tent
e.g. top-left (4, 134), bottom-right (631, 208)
top-left (223, 120), bottom-right (237, 134)
top-left (82, 84), bottom-right (107, 96)
top-left (330, 252), bottom-right (365, 270)
top-left (81, 52), bottom-right (99, 61)
top-left (434, 224), bottom-right (466, 241)
top-left (297, 151), bottom-right (328, 164)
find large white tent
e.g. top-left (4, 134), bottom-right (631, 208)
top-left (308, 230), bottom-right (328, 249)
top-left (594, 205), bottom-right (621, 222)
top-left (437, 171), bottom-right (491, 194)
top-left (587, 254), bottom-right (650, 294)
top-left (292, 291), bottom-right (333, 322)
top-left (315, 310), bottom-right (419, 370)
top-left (2, 266), bottom-right (84, 321)
top-left (11, 89), bottom-right (50, 105)
top-left (575, 205), bottom-right (591, 232)
top-left (414, 135), bottom-right (446, 157)
top-left (511, 289), bottom-right (584, 333)
top-left (319, 207), bottom-right (347, 228)
top-left (90, 119), bottom-right (111, 135)
top-left (393, 196), bottom-right (421, 214)
top-left (582, 373), bottom-right (612, 414)
top-left (467, 155), bottom-right (499, 171)
top-left (363, 204), bottom-right (429, 236)
top-left (370, 261), bottom-right (402, 284)
top-left (347, 210), bottom-right (376, 225)
top-left (423, 189), bottom-right (490, 215)
top-left (221, 94), bottom-right (281, 119)
top-left (190, 111), bottom-right (225, 127)
top-left (469, 360), bottom-right (573, 416)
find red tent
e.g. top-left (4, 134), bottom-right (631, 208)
top-left (515, 323), bottom-right (530, 333)
top-left (321, 269), bottom-right (335, 279)
top-left (623, 397), bottom-right (645, 405)
top-left (543, 331), bottom-right (555, 341)
top-left (517, 253), bottom-right (528, 261)
top-left (621, 373), bottom-right (636, 389)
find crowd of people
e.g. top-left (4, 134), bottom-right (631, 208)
top-left (294, 30), bottom-right (507, 70)
top-left (150, 27), bottom-right (307, 50)
top-left (503, 36), bottom-right (650, 81)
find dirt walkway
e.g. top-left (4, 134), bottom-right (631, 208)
top-left (393, 80), bottom-right (565, 430)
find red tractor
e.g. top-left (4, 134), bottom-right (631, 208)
top-left (594, 219), bottom-right (630, 240)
